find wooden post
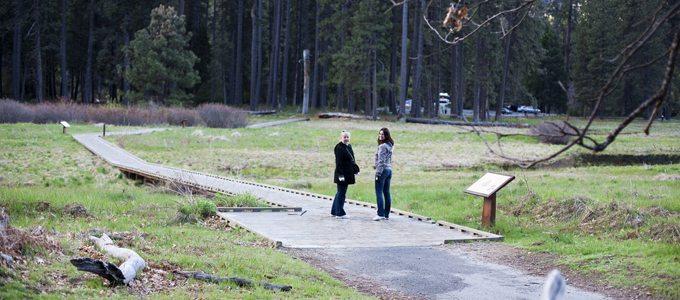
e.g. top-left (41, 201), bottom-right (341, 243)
top-left (482, 193), bottom-right (496, 227)
top-left (181, 120), bottom-right (187, 128)
top-left (102, 123), bottom-right (106, 137)
top-left (302, 49), bottom-right (310, 114)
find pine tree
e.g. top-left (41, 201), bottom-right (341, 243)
top-left (125, 5), bottom-right (199, 105)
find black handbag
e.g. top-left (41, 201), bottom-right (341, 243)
top-left (346, 148), bottom-right (360, 174)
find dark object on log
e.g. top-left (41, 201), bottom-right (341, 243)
top-left (245, 110), bottom-right (276, 115)
top-left (318, 112), bottom-right (378, 120)
top-left (406, 117), bottom-right (529, 128)
top-left (70, 257), bottom-right (126, 284)
top-left (172, 270), bottom-right (292, 291)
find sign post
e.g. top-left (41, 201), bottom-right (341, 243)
top-left (60, 121), bottom-right (71, 134)
top-left (464, 172), bottom-right (515, 227)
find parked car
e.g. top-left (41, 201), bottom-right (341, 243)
top-left (518, 106), bottom-right (540, 115)
top-left (501, 108), bottom-right (513, 115)
top-left (404, 99), bottom-right (412, 114)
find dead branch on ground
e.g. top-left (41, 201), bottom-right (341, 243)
top-left (172, 270), bottom-right (292, 291)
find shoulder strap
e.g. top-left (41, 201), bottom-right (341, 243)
top-left (345, 147), bottom-right (356, 162)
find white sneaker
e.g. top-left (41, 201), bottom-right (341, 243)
top-left (330, 214), bottom-right (336, 217)
top-left (372, 215), bottom-right (385, 221)
top-left (336, 215), bottom-right (350, 219)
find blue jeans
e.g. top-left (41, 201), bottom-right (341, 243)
top-left (331, 183), bottom-right (349, 216)
top-left (375, 169), bottom-right (392, 218)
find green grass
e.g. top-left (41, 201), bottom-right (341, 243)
top-left (0, 123), bottom-right (372, 299)
top-left (2, 118), bottom-right (680, 298)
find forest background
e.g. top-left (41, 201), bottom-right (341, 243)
top-left (0, 0), bottom-right (678, 122)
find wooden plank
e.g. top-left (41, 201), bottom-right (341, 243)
top-left (217, 207), bottom-right (302, 212)
top-left (436, 221), bottom-right (503, 240)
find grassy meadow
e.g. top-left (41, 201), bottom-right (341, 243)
top-left (1, 114), bottom-right (679, 298)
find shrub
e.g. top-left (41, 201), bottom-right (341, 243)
top-left (164, 107), bottom-right (203, 127)
top-left (531, 121), bottom-right (577, 145)
top-left (196, 103), bottom-right (249, 128)
top-left (0, 99), bottom-right (33, 123)
top-left (195, 199), bottom-right (217, 218)
top-left (214, 192), bottom-right (267, 207)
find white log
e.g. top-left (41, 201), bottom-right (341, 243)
top-left (88, 233), bottom-right (145, 284)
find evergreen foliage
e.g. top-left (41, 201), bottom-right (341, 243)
top-left (526, 26), bottom-right (568, 114)
top-left (124, 5), bottom-right (199, 106)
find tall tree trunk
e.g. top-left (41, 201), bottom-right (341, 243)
top-left (302, 49), bottom-right (310, 114)
top-left (292, 0), bottom-right (303, 107)
top-left (365, 63), bottom-right (371, 116)
top-left (398, 1), bottom-right (408, 119)
top-left (60, 0), bottom-right (69, 99)
top-left (347, 89), bottom-right (354, 114)
top-left (268, 0), bottom-right (282, 110)
top-left (280, 0), bottom-right (292, 108)
top-left (564, 0), bottom-right (573, 77)
top-left (34, 0), bottom-right (43, 103)
top-left (389, 5), bottom-right (398, 114)
top-left (249, 0), bottom-right (259, 111)
top-left (310, 1), bottom-right (320, 109)
top-left (179, 0), bottom-right (185, 15)
top-left (13, 0), bottom-right (23, 101)
top-left (123, 11), bottom-right (130, 105)
top-left (234, 0), bottom-right (244, 106)
top-left (84, 0), bottom-right (95, 104)
top-left (337, 2), bottom-right (347, 111)
top-left (554, 0), bottom-right (560, 43)
top-left (373, 46), bottom-right (378, 121)
top-left (320, 41), bottom-right (327, 110)
top-left (411, 0), bottom-right (425, 118)
top-left (473, 33), bottom-right (482, 122)
top-left (451, 41), bottom-right (457, 117)
top-left (496, 13), bottom-right (514, 122)
top-left (210, 0), bottom-right (217, 102)
top-left (457, 42), bottom-right (464, 117)
top-left (255, 0), bottom-right (263, 107)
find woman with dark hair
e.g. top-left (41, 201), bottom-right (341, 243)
top-left (331, 130), bottom-right (359, 219)
top-left (372, 127), bottom-right (394, 221)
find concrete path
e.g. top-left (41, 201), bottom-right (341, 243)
top-left (73, 128), bottom-right (612, 300)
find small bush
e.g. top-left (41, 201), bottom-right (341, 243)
top-left (0, 99), bottom-right (33, 123)
top-left (214, 192), bottom-right (267, 207)
top-left (195, 199), bottom-right (217, 218)
top-left (165, 107), bottom-right (203, 127)
top-left (531, 121), bottom-right (577, 145)
top-left (196, 103), bottom-right (249, 128)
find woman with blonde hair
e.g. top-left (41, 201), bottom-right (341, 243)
top-left (331, 130), bottom-right (359, 219)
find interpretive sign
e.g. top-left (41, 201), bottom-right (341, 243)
top-left (60, 121), bottom-right (71, 134)
top-left (464, 172), bottom-right (515, 227)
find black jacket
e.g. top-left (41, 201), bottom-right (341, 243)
top-left (334, 142), bottom-right (357, 185)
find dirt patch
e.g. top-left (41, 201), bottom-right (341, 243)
top-left (63, 202), bottom-right (96, 219)
top-left (0, 210), bottom-right (62, 259)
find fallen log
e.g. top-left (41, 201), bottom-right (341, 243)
top-left (70, 233), bottom-right (146, 285)
top-left (245, 118), bottom-right (310, 128)
top-left (172, 270), bottom-right (292, 291)
top-left (245, 110), bottom-right (276, 115)
top-left (318, 112), bottom-right (379, 120)
top-left (406, 117), bottom-right (530, 128)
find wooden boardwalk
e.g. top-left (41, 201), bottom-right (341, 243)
top-left (73, 128), bottom-right (503, 248)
